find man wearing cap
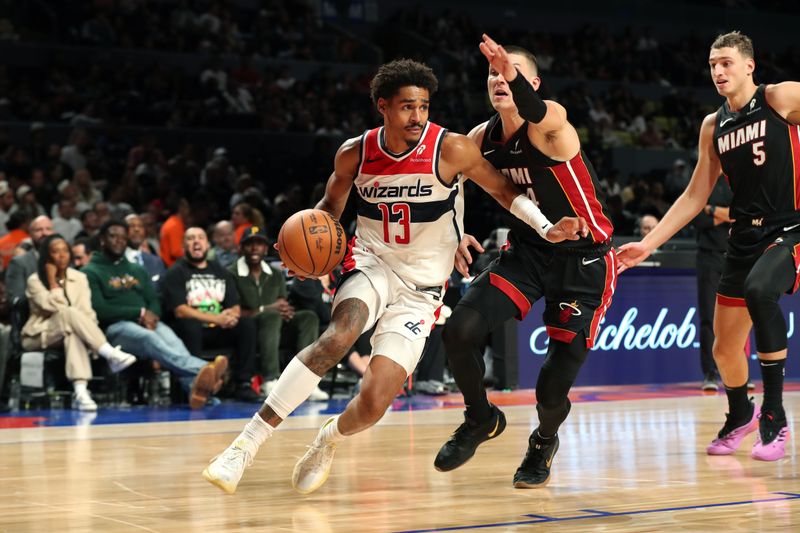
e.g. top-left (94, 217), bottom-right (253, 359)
top-left (163, 226), bottom-right (261, 402)
top-left (230, 226), bottom-right (326, 399)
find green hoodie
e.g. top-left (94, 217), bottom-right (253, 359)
top-left (83, 252), bottom-right (161, 328)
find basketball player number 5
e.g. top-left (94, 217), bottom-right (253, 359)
top-left (753, 141), bottom-right (766, 166)
top-left (377, 203), bottom-right (410, 244)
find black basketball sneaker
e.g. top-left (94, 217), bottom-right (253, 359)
top-left (434, 405), bottom-right (506, 472)
top-left (513, 430), bottom-right (559, 488)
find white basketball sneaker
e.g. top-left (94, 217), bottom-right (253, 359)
top-left (71, 389), bottom-right (98, 412)
top-left (105, 346), bottom-right (137, 373)
top-left (292, 417), bottom-right (338, 495)
top-left (202, 440), bottom-right (253, 494)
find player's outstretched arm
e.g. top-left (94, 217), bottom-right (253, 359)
top-left (479, 33), bottom-right (579, 160)
top-left (314, 136), bottom-right (360, 220)
top-left (441, 133), bottom-right (587, 242)
top-left (616, 114), bottom-right (721, 272)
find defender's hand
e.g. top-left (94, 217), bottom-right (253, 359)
top-left (616, 242), bottom-right (653, 273)
top-left (454, 234), bottom-right (485, 278)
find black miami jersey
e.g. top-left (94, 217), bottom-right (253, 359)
top-left (713, 84), bottom-right (800, 221)
top-left (479, 114), bottom-right (613, 250)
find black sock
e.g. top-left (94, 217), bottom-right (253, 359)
top-left (724, 383), bottom-right (751, 422)
top-left (533, 428), bottom-right (554, 441)
top-left (759, 358), bottom-right (786, 418)
top-left (465, 401), bottom-right (493, 424)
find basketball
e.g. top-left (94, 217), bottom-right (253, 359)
top-left (277, 209), bottom-right (347, 277)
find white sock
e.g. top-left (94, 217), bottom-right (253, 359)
top-left (234, 414), bottom-right (274, 457)
top-left (73, 380), bottom-right (88, 395)
top-left (317, 415), bottom-right (346, 445)
top-left (98, 343), bottom-right (116, 358)
top-left (266, 357), bottom-right (323, 419)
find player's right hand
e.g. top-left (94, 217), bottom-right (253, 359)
top-left (545, 216), bottom-right (588, 242)
top-left (454, 234), bottom-right (484, 278)
top-left (615, 242), bottom-right (652, 273)
top-left (479, 33), bottom-right (517, 82)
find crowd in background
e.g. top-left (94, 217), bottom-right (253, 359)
top-left (0, 1), bottom-right (798, 407)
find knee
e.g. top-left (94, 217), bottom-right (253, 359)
top-left (743, 275), bottom-right (777, 306)
top-left (712, 336), bottom-right (740, 362)
top-left (442, 310), bottom-right (485, 351)
top-left (55, 306), bottom-right (80, 322)
top-left (355, 386), bottom-right (391, 423)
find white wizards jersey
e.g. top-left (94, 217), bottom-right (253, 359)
top-left (347, 121), bottom-right (462, 287)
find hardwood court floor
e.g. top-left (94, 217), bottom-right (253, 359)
top-left (0, 393), bottom-right (797, 532)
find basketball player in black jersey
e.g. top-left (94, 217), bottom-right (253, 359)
top-left (435, 34), bottom-right (616, 488)
top-left (618, 32), bottom-right (800, 460)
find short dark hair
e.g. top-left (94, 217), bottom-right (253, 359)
top-left (99, 219), bottom-right (128, 237)
top-left (711, 31), bottom-right (754, 59)
top-left (370, 59), bottom-right (438, 104)
top-left (73, 236), bottom-right (92, 253)
top-left (6, 210), bottom-right (29, 231)
top-left (503, 45), bottom-right (539, 75)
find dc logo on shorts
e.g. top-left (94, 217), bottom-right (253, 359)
top-left (404, 320), bottom-right (423, 334)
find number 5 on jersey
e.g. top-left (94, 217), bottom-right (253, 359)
top-left (752, 141), bottom-right (765, 166)
top-left (378, 202), bottom-right (410, 244)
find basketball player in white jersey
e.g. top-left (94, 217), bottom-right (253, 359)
top-left (203, 59), bottom-right (587, 495)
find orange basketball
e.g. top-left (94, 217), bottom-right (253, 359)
top-left (278, 209), bottom-right (347, 277)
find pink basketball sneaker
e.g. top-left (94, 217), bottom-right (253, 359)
top-left (751, 410), bottom-right (789, 461)
top-left (706, 404), bottom-right (758, 455)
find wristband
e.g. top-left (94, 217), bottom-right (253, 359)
top-left (510, 195), bottom-right (553, 239)
top-left (507, 69), bottom-right (547, 124)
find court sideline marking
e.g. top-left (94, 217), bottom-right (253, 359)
top-left (392, 491), bottom-right (800, 532)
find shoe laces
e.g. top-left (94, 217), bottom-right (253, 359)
top-left (758, 409), bottom-right (786, 444)
top-left (220, 444), bottom-right (253, 470)
top-left (519, 437), bottom-right (552, 472)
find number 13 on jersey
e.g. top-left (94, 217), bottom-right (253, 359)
top-left (377, 202), bottom-right (410, 244)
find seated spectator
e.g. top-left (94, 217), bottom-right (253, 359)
top-left (0, 211), bottom-right (29, 270)
top-left (5, 215), bottom-right (53, 301)
top-left (159, 198), bottom-right (190, 267)
top-left (83, 220), bottom-right (226, 409)
top-left (71, 237), bottom-right (93, 269)
top-left (231, 201), bottom-right (262, 244)
top-left (21, 234), bottom-right (137, 411)
top-left (638, 214), bottom-right (659, 237)
top-left (75, 207), bottom-right (100, 240)
top-left (52, 199), bottom-right (82, 243)
top-left (0, 179), bottom-right (15, 237)
top-left (72, 168), bottom-right (102, 212)
top-left (139, 212), bottom-right (161, 256)
top-left (231, 226), bottom-right (326, 399)
top-left (163, 227), bottom-right (260, 402)
top-left (124, 213), bottom-right (166, 290)
top-left (209, 220), bottom-right (238, 268)
top-left (11, 185), bottom-right (46, 220)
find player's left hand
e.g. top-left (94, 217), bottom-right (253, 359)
top-left (454, 234), bottom-right (485, 278)
top-left (479, 33), bottom-right (518, 82)
top-left (545, 216), bottom-right (588, 243)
